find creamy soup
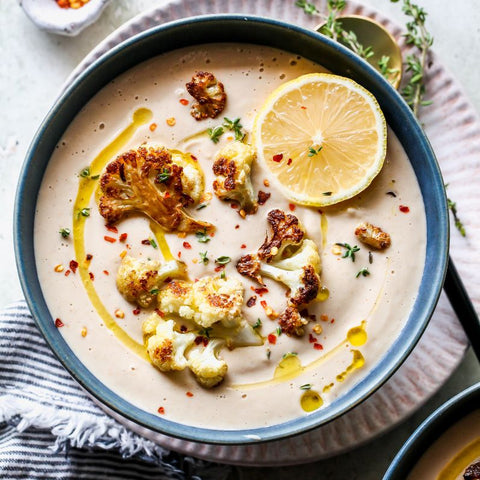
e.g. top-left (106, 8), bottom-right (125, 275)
top-left (408, 410), bottom-right (480, 480)
top-left (34, 44), bottom-right (426, 429)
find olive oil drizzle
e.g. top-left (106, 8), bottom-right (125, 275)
top-left (72, 108), bottom-right (153, 360)
top-left (437, 439), bottom-right (480, 480)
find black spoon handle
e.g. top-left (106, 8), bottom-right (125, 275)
top-left (444, 256), bottom-right (480, 363)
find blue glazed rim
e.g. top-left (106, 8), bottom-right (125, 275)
top-left (14, 14), bottom-right (448, 445)
top-left (383, 382), bottom-right (480, 479)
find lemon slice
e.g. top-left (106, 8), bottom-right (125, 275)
top-left (253, 73), bottom-right (387, 206)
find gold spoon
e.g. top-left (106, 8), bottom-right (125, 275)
top-left (316, 15), bottom-right (402, 89)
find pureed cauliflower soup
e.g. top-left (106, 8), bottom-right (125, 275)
top-left (34, 44), bottom-right (426, 430)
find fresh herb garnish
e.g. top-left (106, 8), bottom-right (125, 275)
top-left (59, 227), bottom-right (71, 238)
top-left (308, 146), bottom-right (322, 157)
top-left (196, 202), bottom-right (208, 210)
top-left (378, 55), bottom-right (400, 84)
top-left (356, 267), bottom-right (370, 278)
top-left (386, 191), bottom-right (397, 197)
top-left (223, 117), bottom-right (245, 141)
top-left (79, 167), bottom-right (90, 178)
top-left (276, 326), bottom-right (282, 336)
top-left (282, 352), bottom-right (298, 359)
top-left (199, 251), bottom-right (209, 264)
top-left (157, 169), bottom-right (171, 183)
top-left (79, 208), bottom-right (90, 217)
top-left (253, 318), bottom-right (262, 329)
top-left (220, 270), bottom-right (226, 279)
top-left (195, 229), bottom-right (210, 243)
top-left (90, 174), bottom-right (100, 180)
top-left (266, 349), bottom-right (271, 360)
top-left (215, 256), bottom-right (231, 265)
top-left (149, 288), bottom-right (160, 295)
top-left (368, 251), bottom-right (373, 264)
top-left (335, 243), bottom-right (360, 262)
top-left (199, 327), bottom-right (213, 338)
top-left (447, 196), bottom-right (466, 237)
top-left (322, 191), bottom-right (332, 196)
top-left (207, 125), bottom-right (224, 143)
top-left (149, 237), bottom-right (158, 249)
top-left (300, 383), bottom-right (313, 390)
top-left (295, 0), bottom-right (319, 15)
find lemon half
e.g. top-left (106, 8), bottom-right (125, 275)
top-left (253, 73), bottom-right (387, 206)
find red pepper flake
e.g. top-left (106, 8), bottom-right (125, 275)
top-left (230, 203), bottom-right (238, 209)
top-left (89, 272), bottom-right (95, 281)
top-left (210, 232), bottom-right (215, 237)
top-left (214, 265), bottom-right (225, 272)
top-left (314, 343), bottom-right (324, 350)
top-left (141, 239), bottom-right (150, 245)
top-left (203, 337), bottom-right (209, 347)
top-left (55, 318), bottom-right (64, 328)
top-left (157, 406), bottom-right (165, 414)
top-left (180, 325), bottom-right (187, 332)
top-left (253, 287), bottom-right (269, 296)
top-left (287, 158), bottom-right (293, 166)
top-left (106, 225), bottom-right (118, 234)
top-left (257, 191), bottom-right (271, 206)
top-left (235, 224), bottom-right (240, 229)
top-left (64, 270), bottom-right (71, 277)
top-left (288, 203), bottom-right (296, 211)
top-left (164, 191), bottom-right (170, 199)
top-left (69, 260), bottom-right (78, 273)
top-left (133, 308), bottom-right (141, 315)
top-left (183, 241), bottom-right (192, 249)
top-left (301, 106), bottom-right (307, 110)
top-left (103, 270), bottom-right (109, 275)
top-left (309, 333), bottom-right (317, 344)
top-left (194, 336), bottom-right (204, 345)
top-left (190, 154), bottom-right (198, 161)
top-left (179, 98), bottom-right (189, 105)
top-left (104, 236), bottom-right (116, 243)
top-left (246, 296), bottom-right (257, 307)
top-left (260, 300), bottom-right (267, 309)
top-left (119, 233), bottom-right (128, 242)
top-left (399, 205), bottom-right (410, 213)
top-left (186, 391), bottom-right (194, 397)
top-left (330, 318), bottom-right (335, 324)
top-left (267, 333), bottom-right (277, 345)
top-left (241, 244), bottom-right (247, 249)
top-left (149, 123), bottom-right (157, 132)
top-left (272, 153), bottom-right (283, 162)
top-left (155, 309), bottom-right (165, 318)
top-left (177, 251), bottom-right (182, 258)
top-left (85, 254), bottom-right (93, 261)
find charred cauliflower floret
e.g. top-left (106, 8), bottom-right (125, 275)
top-left (236, 209), bottom-right (322, 335)
top-left (186, 71), bottom-right (226, 120)
top-left (98, 145), bottom-right (213, 233)
top-left (464, 462), bottom-right (480, 480)
top-left (188, 339), bottom-right (228, 388)
top-left (116, 255), bottom-right (186, 308)
top-left (354, 222), bottom-right (391, 250)
top-left (158, 276), bottom-right (244, 329)
top-left (212, 141), bottom-right (258, 215)
top-left (144, 318), bottom-right (195, 372)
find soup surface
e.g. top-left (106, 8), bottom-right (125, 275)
top-left (408, 410), bottom-right (480, 480)
top-left (34, 43), bottom-right (426, 430)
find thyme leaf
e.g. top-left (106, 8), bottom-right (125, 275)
top-left (335, 242), bottom-right (360, 262)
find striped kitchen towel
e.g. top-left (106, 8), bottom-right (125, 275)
top-left (0, 301), bottom-right (231, 480)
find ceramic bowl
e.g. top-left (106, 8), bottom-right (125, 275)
top-left (383, 382), bottom-right (480, 479)
top-left (14, 15), bottom-right (448, 445)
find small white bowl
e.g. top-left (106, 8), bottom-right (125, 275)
top-left (19, 0), bottom-right (111, 36)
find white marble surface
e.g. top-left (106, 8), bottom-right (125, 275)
top-left (1, 1), bottom-right (480, 478)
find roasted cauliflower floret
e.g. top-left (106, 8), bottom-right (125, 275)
top-left (186, 71), bottom-right (226, 120)
top-left (354, 222), bottom-right (391, 250)
top-left (212, 141), bottom-right (258, 215)
top-left (236, 209), bottom-right (322, 335)
top-left (144, 319), bottom-right (195, 372)
top-left (116, 255), bottom-right (186, 308)
top-left (159, 276), bottom-right (244, 329)
top-left (188, 339), bottom-right (228, 388)
top-left (98, 145), bottom-right (213, 233)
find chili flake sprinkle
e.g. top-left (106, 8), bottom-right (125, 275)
top-left (287, 158), bottom-right (293, 166)
top-left (272, 153), bottom-right (283, 162)
top-left (56, 0), bottom-right (90, 9)
top-left (314, 343), bottom-right (324, 350)
top-left (85, 254), bottom-right (93, 261)
top-left (166, 117), bottom-right (176, 127)
top-left (64, 270), bottom-right (71, 277)
top-left (69, 260), bottom-right (79, 273)
top-left (81, 327), bottom-right (87, 337)
top-left (132, 308), bottom-right (141, 316)
top-left (399, 205), bottom-right (410, 213)
top-left (106, 225), bottom-right (118, 234)
top-left (186, 391), bottom-right (194, 397)
top-left (89, 272), bottom-right (95, 281)
top-left (267, 333), bottom-right (277, 345)
top-left (157, 406), bottom-right (165, 414)
top-left (288, 203), bottom-right (296, 211)
top-left (179, 98), bottom-right (189, 105)
top-left (103, 270), bottom-right (109, 275)
top-left (149, 123), bottom-right (157, 132)
top-left (104, 236), bottom-right (116, 243)
top-left (183, 241), bottom-right (192, 249)
top-left (55, 318), bottom-right (64, 328)
top-left (119, 233), bottom-right (128, 242)
top-left (253, 287), bottom-right (268, 296)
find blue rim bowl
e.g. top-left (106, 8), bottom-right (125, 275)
top-left (383, 383), bottom-right (480, 479)
top-left (14, 14), bottom-right (448, 445)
